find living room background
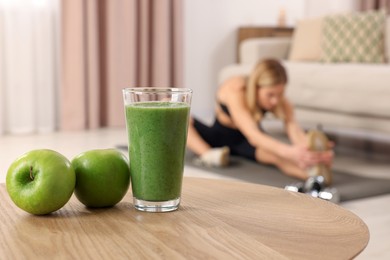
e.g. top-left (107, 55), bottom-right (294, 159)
top-left (0, 0), bottom-right (384, 135)
top-left (184, 0), bottom-right (361, 121)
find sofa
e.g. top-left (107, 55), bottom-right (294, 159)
top-left (219, 11), bottom-right (390, 137)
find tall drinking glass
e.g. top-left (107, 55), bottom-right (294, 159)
top-left (122, 88), bottom-right (192, 212)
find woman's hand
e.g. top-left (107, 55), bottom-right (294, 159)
top-left (285, 144), bottom-right (333, 169)
top-left (317, 149), bottom-right (334, 167)
top-left (316, 141), bottom-right (335, 167)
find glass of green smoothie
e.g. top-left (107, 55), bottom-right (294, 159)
top-left (122, 88), bottom-right (192, 212)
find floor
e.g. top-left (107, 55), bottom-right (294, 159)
top-left (0, 127), bottom-right (389, 259)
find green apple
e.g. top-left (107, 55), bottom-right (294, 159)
top-left (71, 149), bottom-right (130, 208)
top-left (6, 149), bottom-right (76, 215)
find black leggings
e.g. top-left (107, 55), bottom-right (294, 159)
top-left (193, 118), bottom-right (256, 161)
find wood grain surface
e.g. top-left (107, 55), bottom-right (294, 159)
top-left (0, 178), bottom-right (369, 259)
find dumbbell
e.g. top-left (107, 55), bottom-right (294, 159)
top-left (284, 182), bottom-right (304, 193)
top-left (285, 176), bottom-right (325, 193)
top-left (285, 176), bottom-right (340, 203)
top-left (305, 187), bottom-right (340, 204)
top-left (304, 175), bottom-right (326, 192)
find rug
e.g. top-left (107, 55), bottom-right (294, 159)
top-left (185, 152), bottom-right (390, 202)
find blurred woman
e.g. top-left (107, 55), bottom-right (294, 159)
top-left (187, 59), bottom-right (333, 180)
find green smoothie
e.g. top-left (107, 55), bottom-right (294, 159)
top-left (125, 101), bottom-right (190, 201)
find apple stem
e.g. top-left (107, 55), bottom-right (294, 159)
top-left (29, 166), bottom-right (34, 181)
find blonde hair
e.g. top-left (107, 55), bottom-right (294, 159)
top-left (246, 59), bottom-right (287, 121)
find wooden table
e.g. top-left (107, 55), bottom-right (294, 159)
top-left (0, 178), bottom-right (369, 259)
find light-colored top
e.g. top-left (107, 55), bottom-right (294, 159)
top-left (0, 178), bottom-right (369, 259)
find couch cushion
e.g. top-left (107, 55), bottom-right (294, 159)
top-left (289, 17), bottom-right (323, 61)
top-left (321, 10), bottom-right (386, 63)
top-left (284, 61), bottom-right (390, 119)
top-left (218, 63), bottom-right (254, 84)
top-left (240, 38), bottom-right (291, 64)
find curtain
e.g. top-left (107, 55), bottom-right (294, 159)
top-left (0, 0), bottom-right (59, 135)
top-left (358, 0), bottom-right (390, 13)
top-left (61, 0), bottom-right (183, 130)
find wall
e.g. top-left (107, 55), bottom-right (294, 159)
top-left (183, 0), bottom-right (305, 120)
top-left (183, 0), bottom-right (358, 121)
top-left (304, 0), bottom-right (358, 17)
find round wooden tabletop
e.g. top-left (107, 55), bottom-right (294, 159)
top-left (0, 178), bottom-right (369, 259)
